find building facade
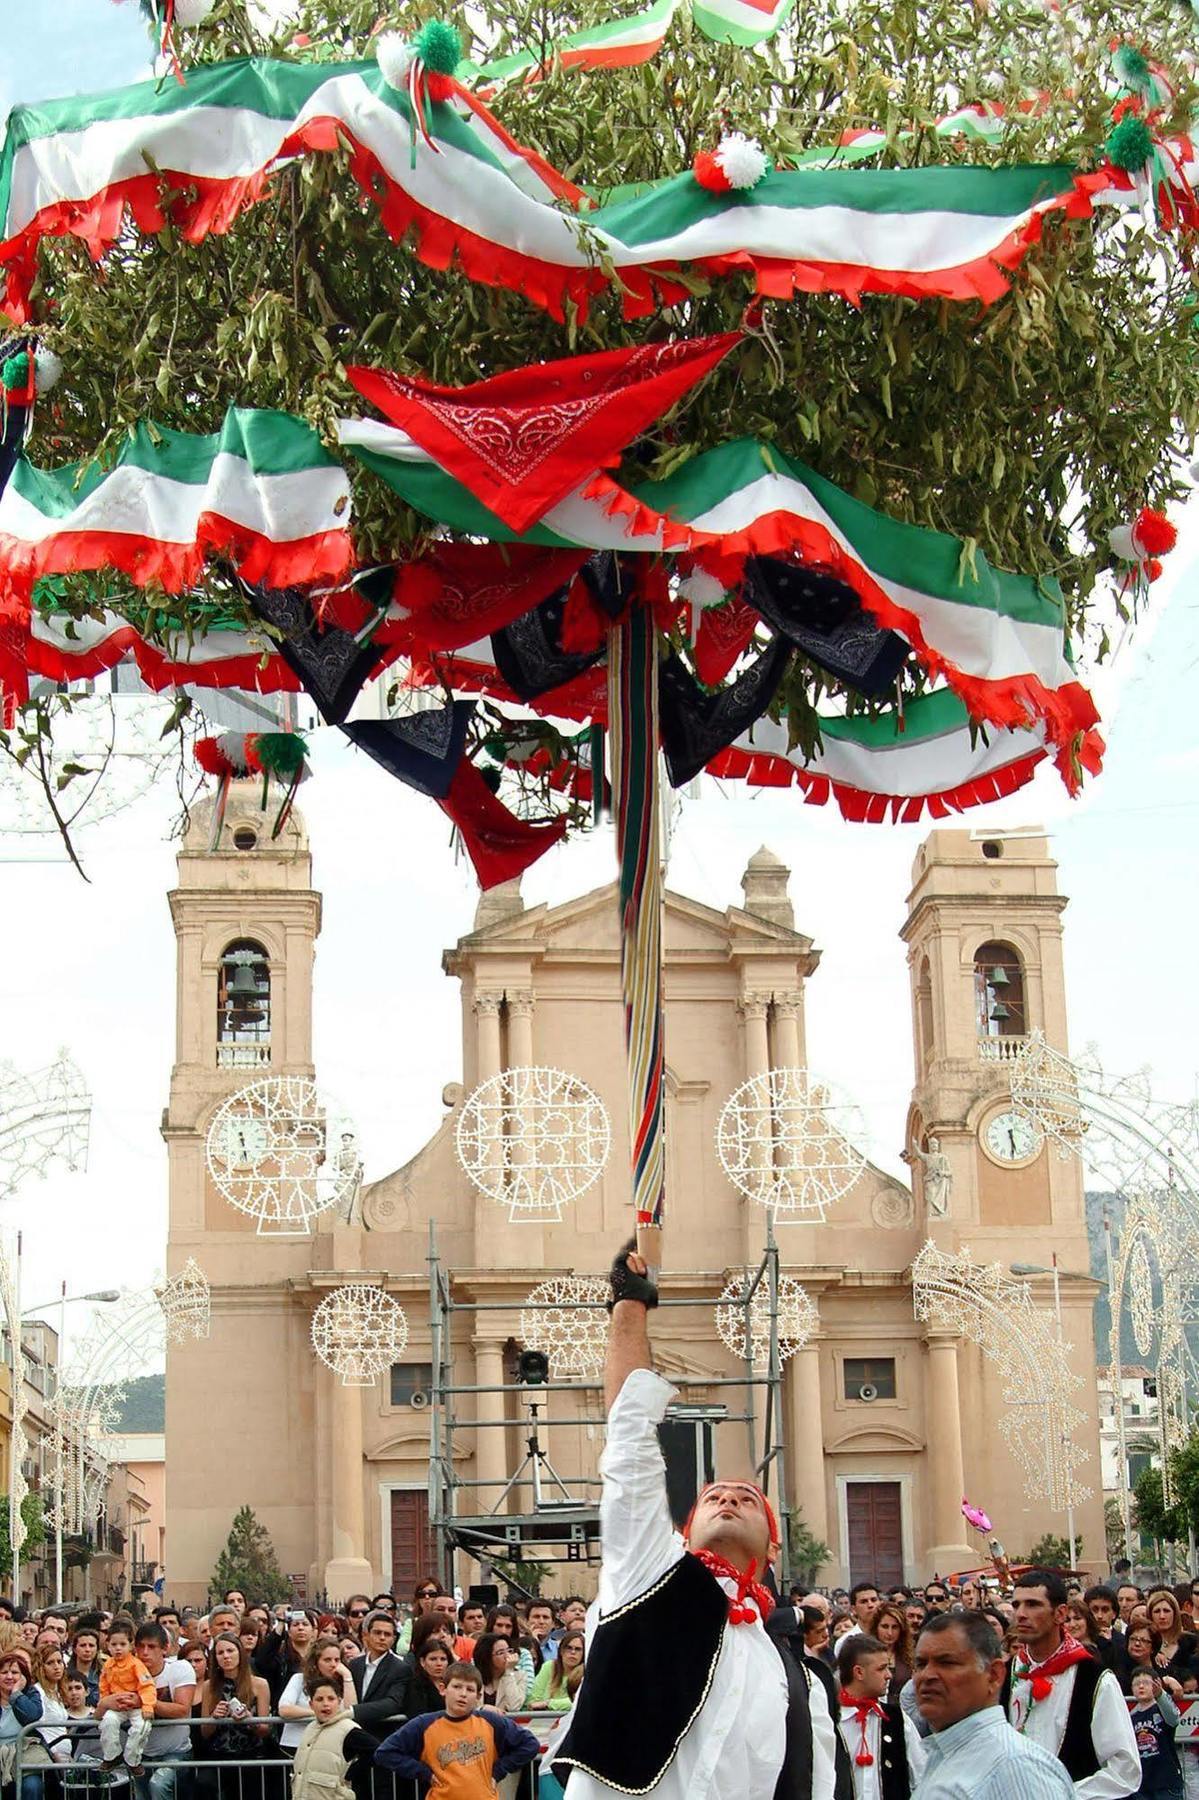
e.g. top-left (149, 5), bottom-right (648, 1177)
top-left (163, 790), bottom-right (1106, 1604)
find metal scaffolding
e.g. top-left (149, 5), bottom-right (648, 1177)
top-left (424, 1222), bottom-right (796, 1588)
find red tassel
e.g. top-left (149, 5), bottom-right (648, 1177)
top-left (693, 149), bottom-right (733, 193)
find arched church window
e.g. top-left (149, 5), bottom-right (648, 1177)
top-left (916, 956), bottom-right (934, 1071)
top-left (973, 940), bottom-right (1026, 1039)
top-left (217, 940), bottom-right (271, 1064)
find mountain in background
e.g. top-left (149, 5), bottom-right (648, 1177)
top-left (94, 1372), bottom-right (164, 1433)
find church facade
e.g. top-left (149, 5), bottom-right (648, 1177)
top-left (163, 789), bottom-right (1104, 1604)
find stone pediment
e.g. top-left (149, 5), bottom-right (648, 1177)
top-left (446, 881), bottom-right (815, 968)
top-left (826, 1422), bottom-right (924, 1454)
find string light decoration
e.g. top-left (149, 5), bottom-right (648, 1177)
top-left (1129, 1236), bottom-right (1155, 1358)
top-left (519, 1276), bottom-right (608, 1377)
top-left (310, 1284), bottom-right (408, 1386)
top-left (0, 1051), bottom-right (91, 1203)
top-left (455, 1066), bottom-right (611, 1222)
top-left (715, 1270), bottom-right (818, 1368)
top-left (912, 1240), bottom-right (1091, 1512)
top-left (715, 1068), bottom-right (867, 1219)
top-left (206, 1076), bottom-right (359, 1234)
top-left (1108, 1189), bottom-right (1198, 1505)
top-left (0, 693), bottom-right (193, 838)
top-left (155, 1258), bottom-right (211, 1343)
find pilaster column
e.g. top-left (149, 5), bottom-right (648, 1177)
top-left (474, 993), bottom-right (503, 1083)
top-left (923, 1329), bottom-right (974, 1575)
top-left (740, 992), bottom-right (771, 1080)
top-left (474, 1336), bottom-right (510, 1513)
top-left (505, 991), bottom-right (535, 1069)
top-left (788, 1338), bottom-right (829, 1558)
top-left (770, 992), bottom-right (803, 1071)
top-left (323, 1368), bottom-right (373, 1603)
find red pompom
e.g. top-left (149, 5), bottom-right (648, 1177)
top-left (855, 1753), bottom-right (874, 1767)
top-left (195, 737), bottom-right (232, 778)
top-left (1145, 557), bottom-right (1164, 582)
top-left (242, 732), bottom-right (263, 775)
top-left (394, 560), bottom-right (444, 613)
top-left (693, 149), bottom-right (732, 193)
top-left (1133, 506), bottom-right (1177, 556)
top-left (425, 70), bottom-right (456, 100)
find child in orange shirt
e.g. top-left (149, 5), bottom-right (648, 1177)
top-left (97, 1616), bottom-right (156, 1773)
top-left (375, 1661), bottom-right (539, 1800)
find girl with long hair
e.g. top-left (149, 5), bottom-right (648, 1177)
top-left (399, 1641), bottom-right (451, 1719)
top-left (528, 1631), bottom-right (585, 1712)
top-left (867, 1604), bottom-right (913, 1699)
top-left (279, 1639), bottom-right (354, 1753)
top-left (472, 1633), bottom-right (528, 1713)
top-left (66, 1631), bottom-right (102, 1709)
top-left (197, 1634), bottom-right (270, 1800)
top-left (1148, 1590), bottom-right (1199, 1668)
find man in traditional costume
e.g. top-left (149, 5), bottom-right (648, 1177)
top-left (1002, 1570), bottom-right (1138, 1796)
top-left (555, 1240), bottom-right (836, 1800)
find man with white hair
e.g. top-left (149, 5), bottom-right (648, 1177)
top-left (555, 1240), bottom-right (836, 1800)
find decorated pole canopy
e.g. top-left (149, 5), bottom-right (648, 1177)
top-left (0, 0), bottom-right (1196, 1261)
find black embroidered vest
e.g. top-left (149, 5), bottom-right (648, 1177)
top-left (877, 1700), bottom-right (911, 1800)
top-left (555, 1552), bottom-right (813, 1797)
top-left (1001, 1655), bottom-right (1104, 1782)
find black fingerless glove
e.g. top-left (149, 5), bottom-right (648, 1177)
top-left (607, 1236), bottom-right (659, 1312)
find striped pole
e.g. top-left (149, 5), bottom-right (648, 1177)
top-left (607, 597), bottom-right (666, 1273)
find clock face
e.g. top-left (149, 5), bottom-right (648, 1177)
top-left (983, 1110), bottom-right (1039, 1164)
top-left (213, 1115), bottom-right (270, 1170)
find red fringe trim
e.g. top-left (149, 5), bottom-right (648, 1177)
top-left (0, 518), bottom-right (354, 614)
top-left (706, 742), bottom-right (1052, 820)
top-left (580, 471), bottom-right (1100, 761)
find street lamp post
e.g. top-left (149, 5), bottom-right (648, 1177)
top-left (20, 1287), bottom-right (119, 1606)
top-left (1012, 1257), bottom-right (1077, 1564)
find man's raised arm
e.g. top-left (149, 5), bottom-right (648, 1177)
top-left (605, 1239), bottom-right (658, 1412)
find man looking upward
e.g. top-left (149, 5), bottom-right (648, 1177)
top-left (555, 1240), bottom-right (836, 1800)
top-left (1003, 1570), bottom-right (1138, 1797)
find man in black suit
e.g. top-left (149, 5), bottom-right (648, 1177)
top-left (349, 1610), bottom-right (409, 1732)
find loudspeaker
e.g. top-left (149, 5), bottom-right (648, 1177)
top-left (658, 1412), bottom-right (717, 1528)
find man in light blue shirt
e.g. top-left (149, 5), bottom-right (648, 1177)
top-left (912, 1613), bottom-right (1074, 1800)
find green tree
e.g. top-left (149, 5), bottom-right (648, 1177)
top-left (210, 1505), bottom-right (292, 1605)
top-left (0, 1494), bottom-right (46, 1580)
top-left (787, 1513), bottom-right (831, 1587)
top-left (491, 1556), bottom-right (552, 1598)
top-left (17, 0), bottom-right (1199, 753)
top-left (1132, 1466), bottom-right (1182, 1545)
top-left (1023, 1532), bottom-right (1081, 1568)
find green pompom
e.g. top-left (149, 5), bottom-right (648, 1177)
top-left (253, 731), bottom-right (309, 780)
top-left (1113, 43), bottom-right (1152, 87)
top-left (1106, 115), bottom-right (1154, 171)
top-left (2, 351), bottom-right (30, 390)
top-left (414, 18), bottom-right (462, 73)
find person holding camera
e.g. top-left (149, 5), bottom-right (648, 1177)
top-left (196, 1633), bottom-right (270, 1800)
top-left (255, 1609), bottom-right (317, 1710)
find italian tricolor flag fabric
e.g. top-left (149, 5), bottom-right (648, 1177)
top-left (0, 409), bottom-right (353, 614)
top-left (0, 56), bottom-right (1100, 323)
top-left (339, 417), bottom-right (1099, 771)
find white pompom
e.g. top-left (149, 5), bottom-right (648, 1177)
top-left (376, 31), bottom-right (416, 89)
top-left (173, 0), bottom-right (216, 24)
top-left (679, 568), bottom-right (727, 608)
top-left (33, 349), bottom-right (62, 393)
top-left (1190, 458), bottom-right (1199, 484)
top-left (1107, 524), bottom-right (1138, 562)
top-left (715, 133), bottom-right (768, 192)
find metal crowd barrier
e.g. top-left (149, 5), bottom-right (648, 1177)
top-left (13, 1713), bottom-right (563, 1800)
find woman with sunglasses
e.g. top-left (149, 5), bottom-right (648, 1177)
top-left (343, 1598), bottom-right (372, 1650)
top-left (396, 1582), bottom-right (440, 1656)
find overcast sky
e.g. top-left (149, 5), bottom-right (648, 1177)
top-left (3, 2), bottom-right (1198, 1366)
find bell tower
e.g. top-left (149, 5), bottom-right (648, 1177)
top-left (163, 783), bottom-right (323, 1606)
top-left (899, 826), bottom-right (1084, 1250)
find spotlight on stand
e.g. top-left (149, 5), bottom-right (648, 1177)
top-left (518, 1349), bottom-right (550, 1386)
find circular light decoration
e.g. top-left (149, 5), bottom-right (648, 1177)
top-left (206, 1076), bottom-right (359, 1234)
top-left (716, 1068), bottom-right (867, 1219)
top-left (519, 1276), bottom-right (609, 1377)
top-left (0, 695), bottom-right (193, 837)
top-left (311, 1284), bottom-right (408, 1387)
top-left (715, 1271), bottom-right (818, 1368)
top-left (455, 1066), bottom-right (611, 1222)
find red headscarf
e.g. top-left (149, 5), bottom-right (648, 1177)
top-left (682, 1481), bottom-right (778, 1625)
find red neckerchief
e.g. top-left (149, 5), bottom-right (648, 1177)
top-left (1014, 1632), bottom-right (1093, 1704)
top-left (839, 1690), bottom-right (885, 1766)
top-left (690, 1547), bottom-right (774, 1625)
